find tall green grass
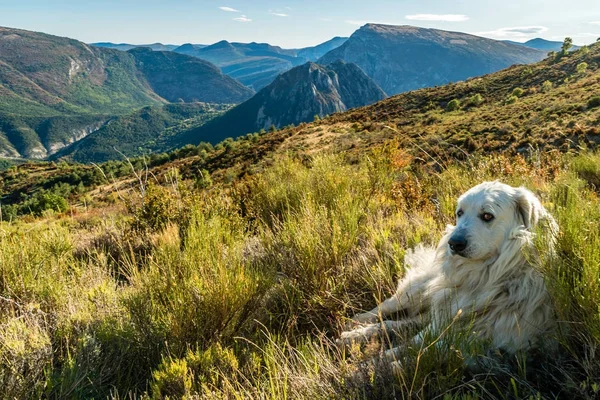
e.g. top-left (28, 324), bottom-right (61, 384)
top-left (1, 149), bottom-right (600, 398)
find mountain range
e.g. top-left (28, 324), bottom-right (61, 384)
top-left (92, 42), bottom-right (181, 52)
top-left (504, 38), bottom-right (580, 52)
top-left (0, 24), bottom-right (569, 163)
top-left (174, 60), bottom-right (386, 147)
top-left (172, 37), bottom-right (349, 91)
top-left (0, 27), bottom-right (251, 159)
top-left (94, 38), bottom-right (349, 91)
top-left (318, 24), bottom-right (546, 95)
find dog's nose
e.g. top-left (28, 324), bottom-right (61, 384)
top-left (448, 236), bottom-right (468, 253)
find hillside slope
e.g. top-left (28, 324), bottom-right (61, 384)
top-left (128, 47), bottom-right (254, 103)
top-left (175, 41), bottom-right (600, 185)
top-left (0, 26), bottom-right (249, 159)
top-left (318, 24), bottom-right (546, 95)
top-left (174, 60), bottom-right (386, 146)
top-left (54, 103), bottom-right (232, 163)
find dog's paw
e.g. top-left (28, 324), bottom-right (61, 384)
top-left (337, 325), bottom-right (379, 347)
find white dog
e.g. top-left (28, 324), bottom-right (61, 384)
top-left (340, 181), bottom-right (558, 361)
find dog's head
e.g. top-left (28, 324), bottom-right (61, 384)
top-left (446, 181), bottom-right (555, 260)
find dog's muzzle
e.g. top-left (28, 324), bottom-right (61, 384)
top-left (448, 234), bottom-right (468, 256)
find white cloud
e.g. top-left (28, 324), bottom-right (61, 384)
top-left (233, 15), bottom-right (252, 22)
top-left (405, 14), bottom-right (469, 22)
top-left (589, 21), bottom-right (600, 25)
top-left (269, 11), bottom-right (289, 17)
top-left (219, 6), bottom-right (240, 12)
top-left (476, 26), bottom-right (549, 39)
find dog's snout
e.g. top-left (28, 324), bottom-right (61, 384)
top-left (448, 235), bottom-right (468, 253)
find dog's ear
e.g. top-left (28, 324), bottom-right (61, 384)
top-left (514, 187), bottom-right (545, 230)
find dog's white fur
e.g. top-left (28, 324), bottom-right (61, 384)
top-left (341, 181), bottom-right (557, 356)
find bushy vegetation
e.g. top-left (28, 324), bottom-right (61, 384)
top-left (446, 99), bottom-right (461, 111)
top-left (2, 146), bottom-right (600, 399)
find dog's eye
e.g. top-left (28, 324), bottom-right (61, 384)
top-left (456, 210), bottom-right (464, 218)
top-left (481, 213), bottom-right (495, 222)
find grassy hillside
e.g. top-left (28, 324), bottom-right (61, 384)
top-left (0, 41), bottom-right (600, 399)
top-left (2, 148), bottom-right (600, 399)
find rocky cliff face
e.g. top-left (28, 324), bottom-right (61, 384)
top-left (174, 61), bottom-right (386, 146)
top-left (318, 24), bottom-right (546, 95)
top-left (251, 60), bottom-right (386, 129)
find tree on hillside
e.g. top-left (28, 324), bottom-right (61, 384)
top-left (561, 37), bottom-right (573, 56)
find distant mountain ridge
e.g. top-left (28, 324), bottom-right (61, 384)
top-left (172, 38), bottom-right (348, 90)
top-left (318, 24), bottom-right (546, 95)
top-left (92, 42), bottom-right (181, 51)
top-left (503, 38), bottom-right (581, 52)
top-left (174, 60), bottom-right (386, 146)
top-left (95, 37), bottom-right (350, 91)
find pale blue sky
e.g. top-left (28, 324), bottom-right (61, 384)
top-left (1, 0), bottom-right (599, 48)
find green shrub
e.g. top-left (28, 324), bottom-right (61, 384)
top-left (150, 357), bottom-right (192, 399)
top-left (512, 87), bottom-right (525, 98)
top-left (541, 80), bottom-right (554, 93)
top-left (505, 95), bottom-right (519, 105)
top-left (588, 96), bottom-right (600, 109)
top-left (580, 45), bottom-right (590, 55)
top-left (446, 99), bottom-right (461, 111)
top-left (129, 183), bottom-right (181, 233)
top-left (194, 168), bottom-right (213, 189)
top-left (21, 191), bottom-right (69, 216)
top-left (467, 93), bottom-right (484, 107)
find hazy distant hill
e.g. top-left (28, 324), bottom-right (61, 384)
top-left (173, 38), bottom-right (349, 90)
top-left (296, 37), bottom-right (349, 61)
top-left (318, 24), bottom-right (546, 95)
top-left (174, 41), bottom-right (302, 91)
top-left (503, 38), bottom-right (580, 52)
top-left (94, 38), bottom-right (350, 91)
top-left (174, 60), bottom-right (386, 146)
top-left (92, 42), bottom-right (181, 51)
top-left (128, 47), bottom-right (254, 103)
